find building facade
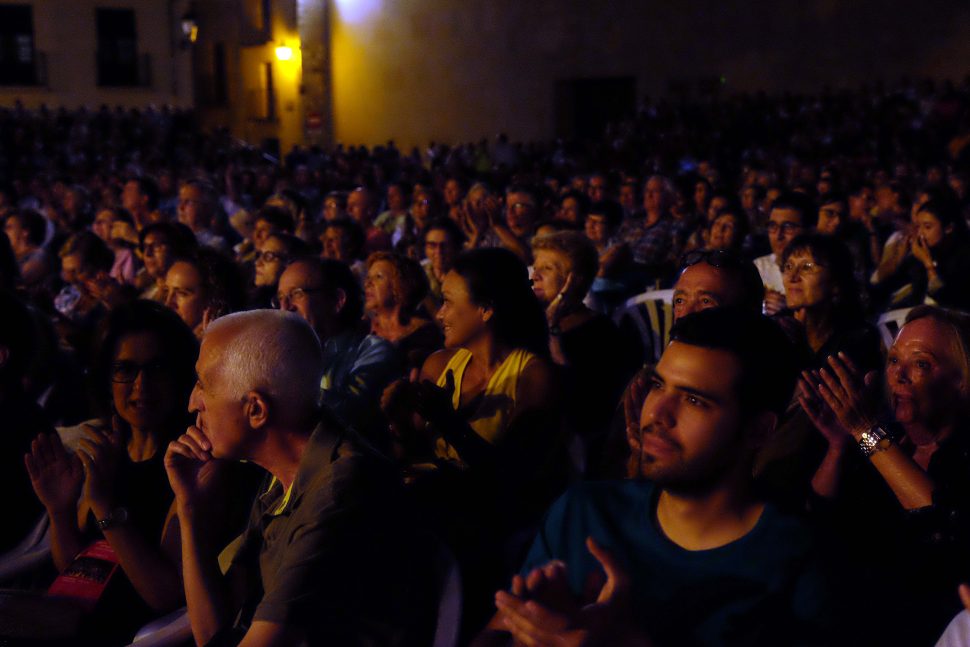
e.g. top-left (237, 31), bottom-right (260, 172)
top-left (0, 0), bottom-right (195, 110)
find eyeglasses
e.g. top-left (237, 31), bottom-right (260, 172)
top-left (682, 249), bottom-right (747, 270)
top-left (782, 260), bottom-right (825, 276)
top-left (766, 222), bottom-right (803, 236)
top-left (271, 286), bottom-right (326, 308)
top-left (508, 201), bottom-right (535, 212)
top-left (255, 250), bottom-right (288, 263)
top-left (111, 360), bottom-right (171, 383)
top-left (140, 242), bottom-right (169, 255)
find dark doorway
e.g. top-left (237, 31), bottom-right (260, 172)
top-left (555, 76), bottom-right (636, 140)
top-left (96, 8), bottom-right (138, 86)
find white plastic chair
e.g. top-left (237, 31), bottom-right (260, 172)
top-left (432, 538), bottom-right (462, 647)
top-left (127, 607), bottom-right (191, 646)
top-left (875, 307), bottom-right (913, 351)
top-left (613, 288), bottom-right (674, 364)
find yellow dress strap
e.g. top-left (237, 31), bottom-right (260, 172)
top-left (437, 348), bottom-right (472, 410)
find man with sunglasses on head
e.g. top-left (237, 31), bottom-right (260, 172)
top-left (275, 257), bottom-right (401, 452)
top-left (598, 249), bottom-right (765, 478)
top-left (754, 193), bottom-right (817, 315)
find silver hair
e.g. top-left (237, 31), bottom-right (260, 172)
top-left (205, 309), bottom-right (323, 415)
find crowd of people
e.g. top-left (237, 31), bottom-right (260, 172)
top-left (1, 76), bottom-right (970, 645)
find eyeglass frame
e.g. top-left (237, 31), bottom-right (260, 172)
top-left (110, 360), bottom-right (172, 383)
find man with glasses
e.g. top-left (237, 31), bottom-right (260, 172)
top-left (754, 192), bottom-right (817, 315)
top-left (478, 184), bottom-right (539, 263)
top-left (275, 257), bottom-right (401, 450)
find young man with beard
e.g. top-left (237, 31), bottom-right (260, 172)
top-left (475, 308), bottom-right (854, 646)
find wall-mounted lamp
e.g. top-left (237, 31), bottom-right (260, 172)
top-left (180, 9), bottom-right (199, 46)
top-left (275, 44), bottom-right (294, 61)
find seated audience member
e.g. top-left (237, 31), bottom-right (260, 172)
top-left (136, 221), bottom-right (196, 301)
top-left (477, 185), bottom-right (540, 264)
top-left (475, 309), bottom-right (853, 646)
top-left (164, 248), bottom-right (246, 338)
top-left (443, 176), bottom-right (466, 223)
top-left (374, 181), bottom-right (411, 235)
top-left (382, 248), bottom-right (563, 631)
top-left (800, 306), bottom-right (970, 644)
top-left (1, 290), bottom-right (53, 552)
top-left (365, 251), bottom-right (443, 372)
top-left (177, 179), bottom-right (228, 252)
top-left (4, 208), bottom-right (53, 292)
top-left (531, 231), bottom-right (634, 459)
top-left (276, 257), bottom-right (401, 447)
top-left (24, 302), bottom-right (202, 637)
top-left (347, 186), bottom-right (392, 255)
top-left (600, 249), bottom-right (765, 478)
top-left (239, 206), bottom-right (294, 264)
top-left (616, 176), bottom-right (677, 287)
top-left (54, 231), bottom-right (115, 325)
top-left (584, 200), bottom-right (629, 277)
top-left (706, 203), bottom-right (750, 254)
top-left (321, 190), bottom-right (347, 222)
top-left (112, 213), bottom-right (141, 281)
top-left (250, 232), bottom-right (310, 308)
top-left (779, 234), bottom-right (881, 371)
top-left (393, 186), bottom-right (439, 257)
top-left (755, 192), bottom-right (816, 315)
top-left (815, 192), bottom-right (873, 281)
top-left (267, 188), bottom-right (315, 246)
top-left (421, 217), bottom-right (464, 309)
top-left (554, 190), bottom-right (589, 228)
top-left (320, 217), bottom-right (367, 281)
top-left (873, 197), bottom-right (970, 311)
top-left (122, 176), bottom-right (163, 230)
top-left (165, 310), bottom-right (435, 646)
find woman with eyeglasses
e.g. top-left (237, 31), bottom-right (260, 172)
top-left (250, 232), bottom-right (310, 308)
top-left (23, 302), bottom-right (212, 637)
top-left (779, 233), bottom-right (881, 371)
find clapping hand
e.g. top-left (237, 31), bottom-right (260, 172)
top-left (806, 353), bottom-right (879, 441)
top-left (25, 433), bottom-right (83, 514)
top-left (76, 419), bottom-right (126, 516)
top-left (495, 538), bottom-right (643, 647)
top-left (797, 372), bottom-right (852, 449)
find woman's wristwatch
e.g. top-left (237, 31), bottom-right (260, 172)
top-left (858, 425), bottom-right (893, 458)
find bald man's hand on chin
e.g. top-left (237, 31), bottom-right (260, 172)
top-left (165, 425), bottom-right (224, 512)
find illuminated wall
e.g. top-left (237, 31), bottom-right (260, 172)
top-left (328, 0), bottom-right (970, 149)
top-left (0, 0), bottom-right (194, 109)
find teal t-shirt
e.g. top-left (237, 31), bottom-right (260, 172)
top-left (521, 480), bottom-right (849, 646)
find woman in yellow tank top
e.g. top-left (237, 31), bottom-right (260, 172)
top-left (383, 247), bottom-right (560, 471)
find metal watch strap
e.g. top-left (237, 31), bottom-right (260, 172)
top-left (858, 426), bottom-right (891, 458)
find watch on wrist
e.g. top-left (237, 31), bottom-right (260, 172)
top-left (96, 507), bottom-right (129, 532)
top-left (858, 426), bottom-right (892, 458)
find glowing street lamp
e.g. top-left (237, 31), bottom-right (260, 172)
top-left (275, 45), bottom-right (294, 61)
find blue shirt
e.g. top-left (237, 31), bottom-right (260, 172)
top-left (522, 480), bottom-right (847, 646)
top-left (320, 330), bottom-right (402, 444)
